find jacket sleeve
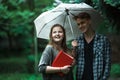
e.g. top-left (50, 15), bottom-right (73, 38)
top-left (102, 37), bottom-right (112, 80)
top-left (38, 45), bottom-right (53, 73)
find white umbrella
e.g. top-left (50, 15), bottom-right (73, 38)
top-left (34, 2), bottom-right (103, 41)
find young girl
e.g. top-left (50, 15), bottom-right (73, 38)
top-left (38, 24), bottom-right (74, 80)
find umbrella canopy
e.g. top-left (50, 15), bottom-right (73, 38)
top-left (34, 2), bottom-right (103, 41)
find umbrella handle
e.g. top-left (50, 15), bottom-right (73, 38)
top-left (67, 15), bottom-right (75, 39)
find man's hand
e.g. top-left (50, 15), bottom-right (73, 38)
top-left (71, 40), bottom-right (78, 47)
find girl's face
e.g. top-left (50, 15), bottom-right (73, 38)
top-left (52, 26), bottom-right (64, 43)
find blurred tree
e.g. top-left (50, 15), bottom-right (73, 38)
top-left (92, 0), bottom-right (120, 34)
top-left (0, 0), bottom-right (54, 56)
top-left (0, 0), bottom-right (34, 56)
top-left (0, 0), bottom-right (54, 74)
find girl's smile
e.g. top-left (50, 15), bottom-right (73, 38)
top-left (52, 26), bottom-right (64, 42)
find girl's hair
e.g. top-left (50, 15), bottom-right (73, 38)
top-left (48, 24), bottom-right (68, 52)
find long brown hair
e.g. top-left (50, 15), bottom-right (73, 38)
top-left (48, 24), bottom-right (68, 52)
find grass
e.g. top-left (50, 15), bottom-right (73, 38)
top-left (0, 57), bottom-right (27, 63)
top-left (0, 57), bottom-right (120, 80)
top-left (0, 65), bottom-right (120, 80)
top-left (0, 73), bottom-right (42, 80)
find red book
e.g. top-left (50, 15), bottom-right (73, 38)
top-left (52, 50), bottom-right (74, 76)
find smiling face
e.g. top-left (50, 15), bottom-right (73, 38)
top-left (49, 24), bottom-right (67, 51)
top-left (51, 26), bottom-right (64, 43)
top-left (74, 12), bottom-right (92, 34)
top-left (76, 18), bottom-right (91, 33)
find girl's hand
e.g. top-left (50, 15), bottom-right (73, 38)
top-left (60, 65), bottom-right (71, 74)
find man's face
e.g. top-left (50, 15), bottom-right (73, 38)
top-left (76, 18), bottom-right (91, 33)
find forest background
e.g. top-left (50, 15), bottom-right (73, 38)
top-left (0, 0), bottom-right (120, 80)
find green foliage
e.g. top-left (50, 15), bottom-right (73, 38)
top-left (27, 54), bottom-right (36, 62)
top-left (41, 5), bottom-right (55, 12)
top-left (96, 19), bottom-right (117, 34)
top-left (110, 64), bottom-right (120, 77)
top-left (0, 0), bottom-right (36, 55)
top-left (35, 0), bottom-right (54, 12)
top-left (104, 0), bottom-right (120, 8)
top-left (92, 0), bottom-right (120, 34)
top-left (3, 10), bottom-right (34, 37)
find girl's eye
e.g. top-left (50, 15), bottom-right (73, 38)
top-left (53, 31), bottom-right (56, 33)
top-left (52, 31), bottom-right (57, 33)
top-left (52, 31), bottom-right (63, 33)
top-left (59, 31), bottom-right (63, 33)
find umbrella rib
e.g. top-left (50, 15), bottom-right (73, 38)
top-left (53, 9), bottom-right (93, 12)
top-left (67, 15), bottom-right (75, 39)
top-left (63, 13), bottom-right (67, 28)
